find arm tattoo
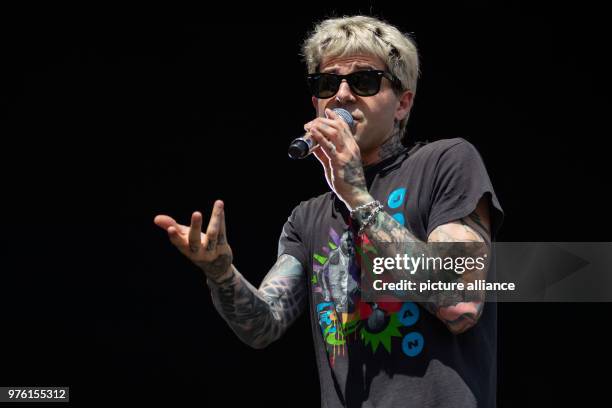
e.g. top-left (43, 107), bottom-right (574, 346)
top-left (340, 159), bottom-right (368, 196)
top-left (467, 211), bottom-right (490, 237)
top-left (207, 254), bottom-right (307, 348)
top-left (198, 253), bottom-right (232, 282)
top-left (360, 204), bottom-right (491, 334)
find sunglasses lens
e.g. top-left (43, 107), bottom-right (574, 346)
top-left (350, 71), bottom-right (381, 96)
top-left (307, 71), bottom-right (386, 98)
top-left (309, 74), bottom-right (339, 98)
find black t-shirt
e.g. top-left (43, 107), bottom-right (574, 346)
top-left (278, 138), bottom-right (504, 408)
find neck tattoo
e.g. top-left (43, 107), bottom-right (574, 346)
top-left (377, 126), bottom-right (404, 163)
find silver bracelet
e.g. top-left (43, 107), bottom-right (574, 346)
top-left (349, 200), bottom-right (380, 219)
top-left (350, 200), bottom-right (384, 234)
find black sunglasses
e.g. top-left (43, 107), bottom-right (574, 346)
top-left (306, 70), bottom-right (402, 99)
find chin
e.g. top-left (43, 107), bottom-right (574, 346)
top-left (355, 135), bottom-right (376, 153)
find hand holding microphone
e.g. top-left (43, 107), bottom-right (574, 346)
top-left (288, 108), bottom-right (355, 159)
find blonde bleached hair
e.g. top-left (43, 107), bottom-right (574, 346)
top-left (302, 15), bottom-right (420, 138)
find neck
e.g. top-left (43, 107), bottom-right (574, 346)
top-left (362, 126), bottom-right (405, 167)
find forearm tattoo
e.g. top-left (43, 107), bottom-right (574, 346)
top-left (360, 207), bottom-right (491, 334)
top-left (208, 254), bottom-right (307, 348)
top-left (340, 159), bottom-right (368, 197)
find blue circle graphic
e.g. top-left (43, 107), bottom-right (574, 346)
top-left (402, 332), bottom-right (424, 357)
top-left (392, 213), bottom-right (405, 226)
top-left (398, 302), bottom-right (419, 327)
top-left (388, 188), bottom-right (407, 209)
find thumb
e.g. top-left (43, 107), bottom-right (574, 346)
top-left (154, 215), bottom-right (178, 231)
top-left (325, 108), bottom-right (338, 120)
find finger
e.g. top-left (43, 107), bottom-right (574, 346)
top-left (188, 211), bottom-right (203, 252)
top-left (311, 127), bottom-right (338, 159)
top-left (154, 215), bottom-right (179, 231)
top-left (218, 208), bottom-right (228, 245)
top-left (325, 111), bottom-right (352, 143)
top-left (311, 128), bottom-right (337, 156)
top-left (167, 226), bottom-right (186, 249)
top-left (303, 120), bottom-right (315, 132)
top-left (323, 110), bottom-right (343, 128)
top-left (325, 108), bottom-right (338, 119)
top-left (204, 200), bottom-right (224, 252)
top-left (325, 108), bottom-right (351, 131)
top-left (313, 118), bottom-right (345, 150)
top-left (154, 215), bottom-right (191, 236)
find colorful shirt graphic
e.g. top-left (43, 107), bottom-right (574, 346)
top-left (278, 138), bottom-right (504, 408)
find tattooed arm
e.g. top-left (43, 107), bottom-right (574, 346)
top-left (423, 198), bottom-right (491, 334)
top-left (207, 254), bottom-right (307, 349)
top-left (154, 200), bottom-right (307, 349)
top-left (359, 195), bottom-right (492, 335)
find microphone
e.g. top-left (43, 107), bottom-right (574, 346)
top-left (288, 108), bottom-right (355, 159)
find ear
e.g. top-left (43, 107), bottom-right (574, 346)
top-left (395, 90), bottom-right (414, 122)
top-left (311, 96), bottom-right (319, 113)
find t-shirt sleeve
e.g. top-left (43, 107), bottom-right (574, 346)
top-left (277, 204), bottom-right (308, 268)
top-left (426, 139), bottom-right (505, 240)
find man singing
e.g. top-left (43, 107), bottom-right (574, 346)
top-left (155, 15), bottom-right (504, 408)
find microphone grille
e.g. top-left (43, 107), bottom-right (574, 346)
top-left (332, 108), bottom-right (355, 127)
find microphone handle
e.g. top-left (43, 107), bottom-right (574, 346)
top-left (288, 132), bottom-right (317, 159)
top-left (288, 108), bottom-right (354, 160)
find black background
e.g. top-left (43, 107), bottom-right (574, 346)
top-left (2, 2), bottom-right (610, 406)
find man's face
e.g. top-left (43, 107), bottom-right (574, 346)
top-left (312, 54), bottom-right (412, 154)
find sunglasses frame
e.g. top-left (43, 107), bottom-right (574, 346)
top-left (306, 70), bottom-right (402, 99)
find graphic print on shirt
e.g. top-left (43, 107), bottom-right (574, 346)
top-left (312, 187), bottom-right (425, 368)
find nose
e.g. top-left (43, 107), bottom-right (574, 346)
top-left (335, 79), bottom-right (356, 103)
